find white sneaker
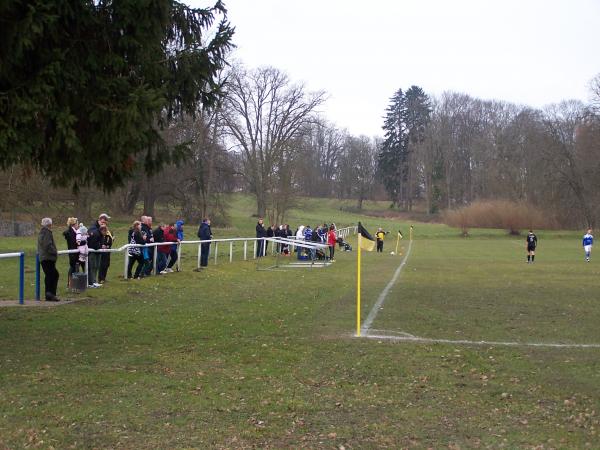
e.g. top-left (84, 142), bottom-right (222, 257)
top-left (159, 270), bottom-right (168, 274)
top-left (92, 282), bottom-right (102, 288)
top-left (165, 268), bottom-right (174, 273)
top-left (88, 284), bottom-right (96, 289)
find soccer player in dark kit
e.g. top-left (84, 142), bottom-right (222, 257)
top-left (526, 230), bottom-right (538, 263)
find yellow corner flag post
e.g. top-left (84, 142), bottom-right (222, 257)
top-left (356, 222), bottom-right (375, 337)
top-left (395, 230), bottom-right (403, 255)
top-left (356, 233), bottom-right (361, 336)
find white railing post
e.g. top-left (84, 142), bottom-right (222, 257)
top-left (214, 242), bottom-right (218, 265)
top-left (253, 241), bottom-right (257, 259)
top-left (197, 244), bottom-right (201, 269)
top-left (124, 249), bottom-right (129, 279)
top-left (244, 241), bottom-right (247, 261)
top-left (177, 242), bottom-right (182, 272)
top-left (85, 256), bottom-right (89, 286)
top-left (229, 242), bottom-right (233, 263)
top-left (153, 245), bottom-right (158, 275)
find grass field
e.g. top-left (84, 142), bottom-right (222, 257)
top-left (1, 197), bottom-right (599, 448)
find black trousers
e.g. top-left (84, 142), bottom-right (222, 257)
top-left (329, 245), bottom-right (335, 260)
top-left (167, 249), bottom-right (178, 268)
top-left (99, 253), bottom-right (111, 282)
top-left (377, 240), bottom-right (384, 252)
top-left (67, 253), bottom-right (79, 285)
top-left (200, 243), bottom-right (210, 267)
top-left (41, 260), bottom-right (59, 297)
top-left (127, 254), bottom-right (144, 279)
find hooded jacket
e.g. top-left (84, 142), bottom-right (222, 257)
top-left (175, 220), bottom-right (184, 241)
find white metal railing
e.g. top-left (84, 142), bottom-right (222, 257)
top-left (0, 252), bottom-right (24, 259)
top-left (336, 225), bottom-right (357, 239)
top-left (21, 225), bottom-right (359, 302)
top-left (0, 252), bottom-right (25, 304)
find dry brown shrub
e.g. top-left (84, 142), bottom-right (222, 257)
top-left (442, 200), bottom-right (555, 236)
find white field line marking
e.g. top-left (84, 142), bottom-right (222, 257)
top-left (364, 333), bottom-right (600, 349)
top-left (358, 239), bottom-right (600, 349)
top-left (368, 329), bottom-right (416, 338)
top-left (361, 239), bottom-right (413, 335)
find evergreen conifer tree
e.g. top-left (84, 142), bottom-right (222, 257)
top-left (378, 89), bottom-right (408, 207)
top-left (0, 0), bottom-right (234, 190)
top-left (378, 86), bottom-right (431, 209)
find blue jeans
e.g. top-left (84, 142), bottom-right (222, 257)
top-left (88, 252), bottom-right (101, 284)
top-left (157, 252), bottom-right (167, 273)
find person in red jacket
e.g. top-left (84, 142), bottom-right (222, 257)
top-left (161, 223), bottom-right (179, 273)
top-left (327, 224), bottom-right (337, 262)
top-left (158, 224), bottom-right (178, 274)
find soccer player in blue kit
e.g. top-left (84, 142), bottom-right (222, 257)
top-left (583, 228), bottom-right (593, 262)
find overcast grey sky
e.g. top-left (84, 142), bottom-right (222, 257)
top-left (192, 0), bottom-right (600, 137)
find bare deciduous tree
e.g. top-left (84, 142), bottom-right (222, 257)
top-left (222, 66), bottom-right (326, 218)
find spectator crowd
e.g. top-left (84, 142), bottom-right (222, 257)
top-left (255, 218), bottom-right (339, 262)
top-left (37, 214), bottom-right (347, 302)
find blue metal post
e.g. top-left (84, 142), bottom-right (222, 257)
top-left (35, 253), bottom-right (40, 301)
top-left (19, 252), bottom-right (24, 305)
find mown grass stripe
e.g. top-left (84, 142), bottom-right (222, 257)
top-left (361, 239), bottom-right (414, 335)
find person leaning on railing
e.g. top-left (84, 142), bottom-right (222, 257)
top-left (87, 213), bottom-right (110, 287)
top-left (38, 217), bottom-right (60, 301)
top-left (153, 222), bottom-right (167, 274)
top-left (127, 221), bottom-right (145, 279)
top-left (62, 217), bottom-right (79, 288)
top-left (140, 216), bottom-right (155, 276)
top-left (255, 218), bottom-right (267, 257)
top-left (198, 218), bottom-right (212, 268)
top-left (98, 224), bottom-right (113, 284)
top-left (160, 223), bottom-right (179, 273)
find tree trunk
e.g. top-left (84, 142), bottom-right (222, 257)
top-left (256, 192), bottom-right (267, 218)
top-left (424, 171), bottom-right (432, 214)
top-left (357, 195), bottom-right (364, 210)
top-left (74, 190), bottom-right (92, 223)
top-left (118, 182), bottom-right (141, 215)
top-left (143, 178), bottom-right (156, 217)
top-left (407, 156), bottom-right (414, 212)
top-left (202, 109), bottom-right (219, 218)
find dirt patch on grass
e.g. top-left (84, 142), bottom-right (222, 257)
top-left (0, 297), bottom-right (91, 307)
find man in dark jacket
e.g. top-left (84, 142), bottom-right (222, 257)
top-left (62, 217), bottom-right (79, 287)
top-left (98, 224), bottom-right (114, 283)
top-left (256, 218), bottom-right (267, 257)
top-left (141, 216), bottom-right (154, 275)
top-left (197, 218), bottom-right (213, 267)
top-left (38, 217), bottom-right (59, 301)
top-left (87, 213), bottom-right (110, 287)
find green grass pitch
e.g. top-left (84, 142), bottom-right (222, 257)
top-left (1, 198), bottom-right (599, 448)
